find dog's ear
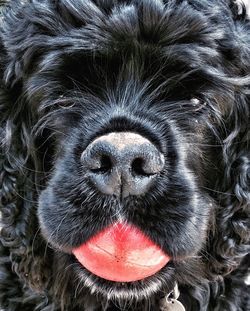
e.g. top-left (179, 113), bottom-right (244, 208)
top-left (0, 8), bottom-right (50, 293)
top-left (207, 1), bottom-right (250, 277)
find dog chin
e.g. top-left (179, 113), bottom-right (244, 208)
top-left (72, 261), bottom-right (176, 301)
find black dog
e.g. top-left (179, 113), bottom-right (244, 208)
top-left (0, 0), bottom-right (249, 310)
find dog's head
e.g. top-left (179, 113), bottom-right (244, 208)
top-left (0, 0), bottom-right (249, 308)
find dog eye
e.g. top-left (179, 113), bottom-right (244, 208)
top-left (190, 98), bottom-right (207, 111)
top-left (190, 98), bottom-right (200, 105)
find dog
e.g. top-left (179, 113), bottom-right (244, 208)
top-left (0, 0), bottom-right (249, 310)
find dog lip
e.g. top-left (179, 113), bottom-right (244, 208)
top-left (72, 222), bottom-right (171, 282)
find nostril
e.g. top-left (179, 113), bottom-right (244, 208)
top-left (131, 158), bottom-right (151, 177)
top-left (91, 155), bottom-right (113, 174)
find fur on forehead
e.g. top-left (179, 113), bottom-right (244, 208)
top-left (1, 0), bottom-right (248, 83)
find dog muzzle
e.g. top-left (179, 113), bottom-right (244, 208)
top-left (72, 222), bottom-right (170, 282)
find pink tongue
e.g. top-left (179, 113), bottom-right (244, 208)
top-left (72, 222), bottom-right (170, 282)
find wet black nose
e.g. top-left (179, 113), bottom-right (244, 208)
top-left (81, 132), bottom-right (165, 198)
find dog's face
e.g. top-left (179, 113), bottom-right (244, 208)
top-left (35, 1), bottom-right (220, 300)
top-left (37, 62), bottom-right (213, 295)
top-left (3, 0), bottom-right (242, 304)
top-left (38, 83), bottom-right (212, 300)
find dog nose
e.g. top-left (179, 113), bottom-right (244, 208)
top-left (81, 132), bottom-right (165, 198)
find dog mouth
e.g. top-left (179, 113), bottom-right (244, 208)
top-left (72, 222), bottom-right (171, 282)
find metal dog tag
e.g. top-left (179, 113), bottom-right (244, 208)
top-left (163, 300), bottom-right (186, 311)
top-left (159, 283), bottom-right (186, 311)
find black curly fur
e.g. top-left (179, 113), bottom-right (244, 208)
top-left (0, 0), bottom-right (249, 310)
